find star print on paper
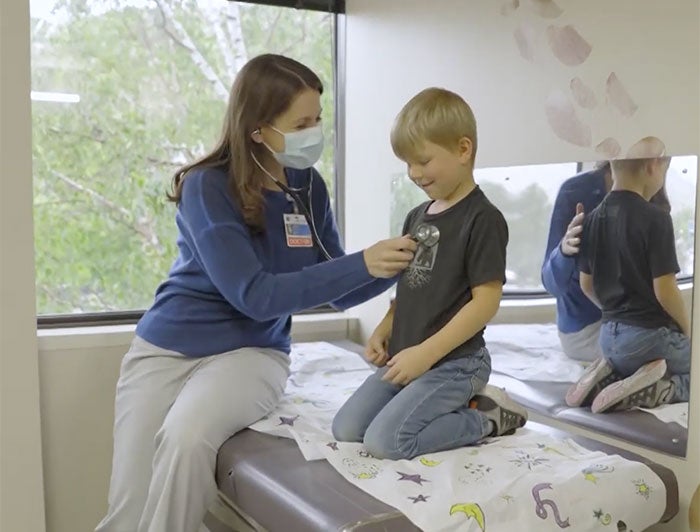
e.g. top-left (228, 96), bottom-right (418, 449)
top-left (277, 415), bottom-right (300, 426)
top-left (536, 442), bottom-right (566, 456)
top-left (397, 472), bottom-right (430, 485)
top-left (509, 450), bottom-right (549, 470)
top-left (459, 462), bottom-right (493, 483)
top-left (633, 479), bottom-right (652, 500)
top-left (408, 494), bottom-right (430, 503)
top-left (583, 472), bottom-right (598, 484)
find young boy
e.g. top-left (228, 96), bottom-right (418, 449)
top-left (331, 88), bottom-right (527, 460)
top-left (569, 137), bottom-right (691, 413)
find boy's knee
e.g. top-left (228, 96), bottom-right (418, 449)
top-left (331, 414), bottom-right (363, 443)
top-left (363, 425), bottom-right (409, 460)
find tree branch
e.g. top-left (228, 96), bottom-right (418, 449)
top-left (51, 170), bottom-right (162, 251)
top-left (203, 3), bottom-right (237, 83)
top-left (264, 9), bottom-right (283, 50)
top-left (225, 1), bottom-right (249, 74)
top-left (280, 12), bottom-right (315, 57)
top-left (154, 0), bottom-right (229, 100)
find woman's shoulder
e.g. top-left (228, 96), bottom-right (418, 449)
top-left (559, 168), bottom-right (604, 195)
top-left (178, 165), bottom-right (242, 222)
top-left (182, 165), bottom-right (229, 195)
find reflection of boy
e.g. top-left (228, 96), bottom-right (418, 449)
top-left (570, 138), bottom-right (690, 413)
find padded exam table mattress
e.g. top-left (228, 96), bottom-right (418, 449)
top-left (216, 422), bottom-right (678, 532)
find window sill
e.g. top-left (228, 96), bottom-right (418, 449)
top-left (36, 312), bottom-right (354, 351)
top-left (36, 281), bottom-right (693, 350)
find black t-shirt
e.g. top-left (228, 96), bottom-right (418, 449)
top-left (578, 190), bottom-right (680, 329)
top-left (388, 186), bottom-right (508, 364)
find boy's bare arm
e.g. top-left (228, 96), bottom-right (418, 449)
top-left (365, 299), bottom-right (396, 367)
top-left (653, 274), bottom-right (690, 336)
top-left (420, 280), bottom-right (503, 366)
top-left (579, 272), bottom-right (601, 309)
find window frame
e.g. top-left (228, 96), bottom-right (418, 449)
top-left (36, 0), bottom-right (345, 328)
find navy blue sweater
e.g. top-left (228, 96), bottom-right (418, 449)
top-left (137, 166), bottom-right (394, 356)
top-left (541, 169), bottom-right (606, 333)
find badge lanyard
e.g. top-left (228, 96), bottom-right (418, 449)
top-left (251, 151), bottom-right (333, 261)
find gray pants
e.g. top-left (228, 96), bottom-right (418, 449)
top-left (95, 336), bottom-right (290, 532)
top-left (558, 321), bottom-right (602, 363)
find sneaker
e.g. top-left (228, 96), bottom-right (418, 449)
top-left (565, 358), bottom-right (617, 407)
top-left (591, 359), bottom-right (673, 413)
top-left (472, 385), bottom-right (528, 436)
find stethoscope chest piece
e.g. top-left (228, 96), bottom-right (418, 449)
top-left (413, 223), bottom-right (440, 247)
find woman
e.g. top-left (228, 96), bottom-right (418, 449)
top-left (95, 54), bottom-right (416, 532)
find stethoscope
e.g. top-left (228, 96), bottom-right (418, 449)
top-left (412, 223), bottom-right (440, 247)
top-left (251, 152), bottom-right (334, 261)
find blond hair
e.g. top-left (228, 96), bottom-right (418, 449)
top-left (611, 136), bottom-right (668, 175)
top-left (390, 87), bottom-right (477, 162)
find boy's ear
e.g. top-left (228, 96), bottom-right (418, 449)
top-left (457, 137), bottom-right (473, 163)
top-left (645, 158), bottom-right (663, 177)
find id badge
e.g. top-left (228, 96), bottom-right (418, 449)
top-left (283, 213), bottom-right (313, 247)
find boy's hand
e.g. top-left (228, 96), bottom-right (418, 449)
top-left (382, 345), bottom-right (433, 386)
top-left (365, 328), bottom-right (390, 367)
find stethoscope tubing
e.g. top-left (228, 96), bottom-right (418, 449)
top-left (276, 175), bottom-right (334, 262)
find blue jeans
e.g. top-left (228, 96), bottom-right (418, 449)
top-left (332, 349), bottom-right (492, 460)
top-left (599, 322), bottom-right (690, 402)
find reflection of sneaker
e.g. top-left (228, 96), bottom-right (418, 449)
top-left (472, 385), bottom-right (528, 436)
top-left (565, 358), bottom-right (617, 407)
top-left (591, 359), bottom-right (673, 413)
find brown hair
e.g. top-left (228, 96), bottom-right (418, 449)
top-left (168, 54), bottom-right (323, 232)
top-left (390, 87), bottom-right (478, 162)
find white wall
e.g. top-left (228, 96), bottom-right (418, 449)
top-left (0, 2), bottom-right (47, 532)
top-left (343, 1), bottom-right (700, 530)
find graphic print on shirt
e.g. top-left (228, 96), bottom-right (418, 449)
top-left (405, 241), bottom-right (439, 289)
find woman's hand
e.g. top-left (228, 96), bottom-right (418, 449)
top-left (560, 203), bottom-right (585, 256)
top-left (363, 236), bottom-right (417, 278)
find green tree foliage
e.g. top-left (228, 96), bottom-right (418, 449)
top-left (31, 0), bottom-right (334, 313)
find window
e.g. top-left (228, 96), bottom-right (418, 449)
top-left (390, 156), bottom-right (697, 293)
top-left (31, 0), bottom-right (339, 317)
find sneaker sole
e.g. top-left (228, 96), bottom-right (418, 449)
top-left (476, 385), bottom-right (528, 435)
top-left (591, 359), bottom-right (667, 413)
top-left (565, 359), bottom-right (614, 407)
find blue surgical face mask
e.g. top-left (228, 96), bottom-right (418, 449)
top-left (265, 124), bottom-right (324, 169)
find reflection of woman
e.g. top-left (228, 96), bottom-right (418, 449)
top-left (541, 162), bottom-right (670, 362)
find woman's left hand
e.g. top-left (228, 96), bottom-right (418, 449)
top-left (382, 345), bottom-right (433, 386)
